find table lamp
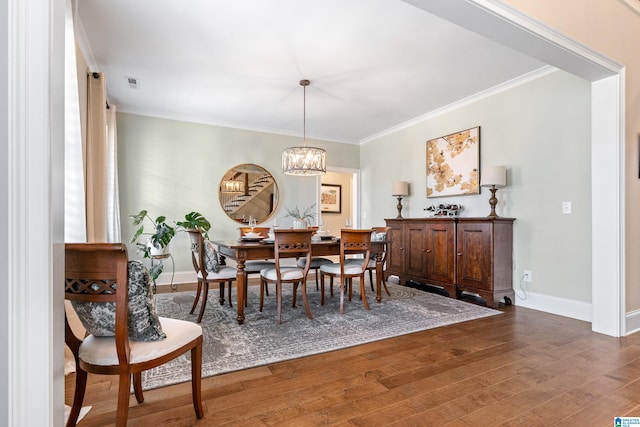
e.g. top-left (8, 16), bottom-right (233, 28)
top-left (392, 181), bottom-right (409, 218)
top-left (480, 166), bottom-right (507, 219)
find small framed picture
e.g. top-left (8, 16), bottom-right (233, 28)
top-left (321, 184), bottom-right (342, 213)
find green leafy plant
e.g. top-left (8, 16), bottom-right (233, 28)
top-left (175, 211), bottom-right (211, 239)
top-left (284, 204), bottom-right (316, 221)
top-left (129, 210), bottom-right (176, 280)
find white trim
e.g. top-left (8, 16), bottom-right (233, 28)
top-left (360, 66), bottom-right (556, 144)
top-left (73, 8), bottom-right (99, 72)
top-left (515, 292), bottom-right (592, 323)
top-left (620, 0), bottom-right (640, 16)
top-left (118, 107), bottom-right (359, 146)
top-left (403, 0), bottom-right (621, 80)
top-left (7, 0), bottom-right (65, 425)
top-left (625, 309), bottom-right (640, 335)
top-left (591, 75), bottom-right (624, 336)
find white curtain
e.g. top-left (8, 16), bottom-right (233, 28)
top-left (83, 72), bottom-right (121, 243)
top-left (64, 1), bottom-right (120, 244)
top-left (64, 0), bottom-right (86, 243)
top-left (106, 104), bottom-right (121, 242)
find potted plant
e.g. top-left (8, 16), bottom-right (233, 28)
top-left (130, 210), bottom-right (176, 281)
top-left (175, 211), bottom-right (211, 238)
top-left (285, 204), bottom-right (316, 229)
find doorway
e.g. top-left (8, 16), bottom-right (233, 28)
top-left (317, 167), bottom-right (360, 235)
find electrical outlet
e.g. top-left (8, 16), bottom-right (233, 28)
top-left (523, 270), bottom-right (532, 282)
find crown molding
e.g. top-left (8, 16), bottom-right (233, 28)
top-left (360, 66), bottom-right (555, 144)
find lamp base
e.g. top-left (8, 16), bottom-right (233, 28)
top-left (487, 186), bottom-right (499, 219)
top-left (396, 196), bottom-right (404, 218)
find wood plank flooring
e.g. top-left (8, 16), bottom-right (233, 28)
top-left (66, 284), bottom-right (640, 426)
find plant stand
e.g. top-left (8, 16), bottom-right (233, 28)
top-left (150, 253), bottom-right (176, 293)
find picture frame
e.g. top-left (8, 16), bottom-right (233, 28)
top-left (321, 184), bottom-right (342, 213)
top-left (426, 126), bottom-right (480, 198)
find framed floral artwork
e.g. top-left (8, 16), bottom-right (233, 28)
top-left (321, 184), bottom-right (341, 213)
top-left (426, 126), bottom-right (480, 197)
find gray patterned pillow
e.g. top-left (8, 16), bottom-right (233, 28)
top-left (203, 240), bottom-right (220, 273)
top-left (71, 260), bottom-right (166, 341)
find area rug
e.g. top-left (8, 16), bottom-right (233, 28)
top-left (142, 282), bottom-right (501, 390)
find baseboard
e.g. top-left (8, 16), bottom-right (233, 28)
top-left (515, 291), bottom-right (591, 322)
top-left (624, 310), bottom-right (640, 336)
top-left (154, 270), bottom-right (195, 286)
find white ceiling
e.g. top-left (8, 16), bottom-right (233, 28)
top-left (76, 0), bottom-right (546, 144)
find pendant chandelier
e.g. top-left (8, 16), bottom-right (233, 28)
top-left (282, 79), bottom-right (327, 176)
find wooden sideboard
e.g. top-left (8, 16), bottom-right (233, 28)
top-left (385, 217), bottom-right (515, 308)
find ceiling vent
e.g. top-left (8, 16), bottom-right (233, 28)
top-left (126, 76), bottom-right (140, 90)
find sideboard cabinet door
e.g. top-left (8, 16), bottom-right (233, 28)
top-left (385, 218), bottom-right (456, 296)
top-left (456, 218), bottom-right (514, 308)
top-left (386, 220), bottom-right (405, 274)
top-left (405, 222), bottom-right (428, 277)
top-left (425, 220), bottom-right (456, 287)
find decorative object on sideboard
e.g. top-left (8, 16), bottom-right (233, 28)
top-left (480, 165), bottom-right (507, 218)
top-left (426, 126), bottom-right (480, 197)
top-left (424, 204), bottom-right (462, 217)
top-left (392, 181), bottom-right (409, 219)
top-left (282, 79), bottom-right (327, 176)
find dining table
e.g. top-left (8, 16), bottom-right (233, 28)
top-left (213, 237), bottom-right (388, 324)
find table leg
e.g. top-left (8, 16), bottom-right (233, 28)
top-left (236, 260), bottom-right (246, 324)
top-left (375, 253), bottom-right (383, 303)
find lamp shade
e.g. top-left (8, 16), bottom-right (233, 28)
top-left (480, 166), bottom-right (507, 188)
top-left (392, 181), bottom-right (409, 196)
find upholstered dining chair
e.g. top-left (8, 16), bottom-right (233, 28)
top-left (319, 228), bottom-right (372, 314)
top-left (64, 243), bottom-right (204, 427)
top-left (259, 229), bottom-right (314, 324)
top-left (347, 226), bottom-right (391, 296)
top-left (187, 229), bottom-right (238, 323)
top-left (238, 226), bottom-right (275, 305)
top-left (295, 226), bottom-right (333, 290)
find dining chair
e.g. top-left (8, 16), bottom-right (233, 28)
top-left (259, 229), bottom-right (314, 323)
top-left (346, 226), bottom-right (391, 296)
top-left (296, 226), bottom-right (332, 290)
top-left (64, 243), bottom-right (204, 427)
top-left (187, 229), bottom-right (238, 323)
top-left (238, 226), bottom-right (275, 305)
top-left (319, 228), bottom-right (372, 314)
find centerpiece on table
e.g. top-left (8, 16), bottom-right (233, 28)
top-left (284, 204), bottom-right (316, 229)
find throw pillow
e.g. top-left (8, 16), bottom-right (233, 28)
top-left (203, 240), bottom-right (220, 273)
top-left (71, 260), bottom-right (166, 341)
top-left (371, 231), bottom-right (386, 241)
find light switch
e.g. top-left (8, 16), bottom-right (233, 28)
top-left (562, 201), bottom-right (572, 214)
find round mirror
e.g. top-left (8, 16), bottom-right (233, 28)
top-left (218, 163), bottom-right (279, 224)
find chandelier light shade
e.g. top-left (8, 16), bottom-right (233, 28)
top-left (282, 79), bottom-right (327, 176)
top-left (282, 146), bottom-right (326, 176)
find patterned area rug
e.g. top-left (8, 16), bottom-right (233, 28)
top-left (143, 282), bottom-right (501, 390)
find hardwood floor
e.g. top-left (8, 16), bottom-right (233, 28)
top-left (66, 285), bottom-right (640, 426)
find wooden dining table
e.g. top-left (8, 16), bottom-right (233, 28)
top-left (213, 238), bottom-right (388, 324)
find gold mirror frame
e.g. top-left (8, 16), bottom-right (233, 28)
top-left (218, 163), bottom-right (279, 224)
